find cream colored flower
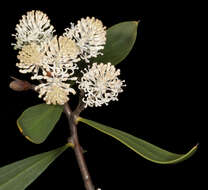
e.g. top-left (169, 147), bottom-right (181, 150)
top-left (44, 36), bottom-right (80, 68)
top-left (13, 12), bottom-right (112, 106)
top-left (64, 17), bottom-right (106, 62)
top-left (34, 58), bottom-right (77, 105)
top-left (12, 10), bottom-right (54, 49)
top-left (34, 73), bottom-right (77, 104)
top-left (78, 62), bottom-right (125, 107)
top-left (35, 78), bottom-right (74, 105)
top-left (33, 52), bottom-right (78, 105)
top-left (32, 35), bottom-right (79, 81)
top-left (16, 43), bottom-right (46, 74)
top-left (17, 35), bottom-right (78, 105)
top-left (35, 74), bottom-right (76, 105)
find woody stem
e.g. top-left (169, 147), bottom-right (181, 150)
top-left (64, 103), bottom-right (95, 190)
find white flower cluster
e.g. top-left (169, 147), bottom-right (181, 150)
top-left (15, 34), bottom-right (79, 105)
top-left (64, 17), bottom-right (106, 63)
top-left (78, 63), bottom-right (125, 107)
top-left (13, 10), bottom-right (125, 107)
top-left (12, 10), bottom-right (55, 50)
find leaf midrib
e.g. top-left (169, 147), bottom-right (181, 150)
top-left (79, 118), bottom-right (197, 164)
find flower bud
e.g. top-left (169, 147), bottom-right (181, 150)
top-left (9, 79), bottom-right (31, 91)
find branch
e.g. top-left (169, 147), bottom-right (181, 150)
top-left (64, 103), bottom-right (95, 190)
top-left (73, 90), bottom-right (86, 118)
top-left (10, 77), bottom-right (96, 190)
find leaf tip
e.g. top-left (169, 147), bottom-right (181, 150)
top-left (25, 136), bottom-right (34, 143)
top-left (134, 20), bottom-right (140, 27)
top-left (17, 125), bottom-right (23, 134)
top-left (194, 143), bottom-right (199, 150)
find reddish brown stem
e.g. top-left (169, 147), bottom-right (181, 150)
top-left (64, 103), bottom-right (95, 190)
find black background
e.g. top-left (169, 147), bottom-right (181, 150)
top-left (1, 4), bottom-right (204, 190)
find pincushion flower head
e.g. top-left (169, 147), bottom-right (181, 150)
top-left (64, 17), bottom-right (106, 62)
top-left (16, 43), bottom-right (45, 75)
top-left (44, 36), bottom-right (80, 68)
top-left (78, 62), bottom-right (125, 107)
top-left (12, 10), bottom-right (55, 50)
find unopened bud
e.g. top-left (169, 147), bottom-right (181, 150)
top-left (9, 78), bottom-right (32, 91)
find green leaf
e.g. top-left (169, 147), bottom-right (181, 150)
top-left (0, 144), bottom-right (69, 190)
top-left (17, 104), bottom-right (64, 144)
top-left (78, 117), bottom-right (198, 164)
top-left (91, 21), bottom-right (139, 65)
